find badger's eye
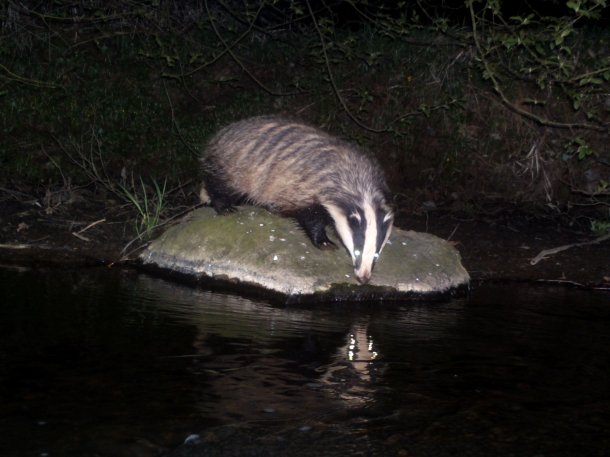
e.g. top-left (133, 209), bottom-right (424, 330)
top-left (373, 253), bottom-right (379, 259)
top-left (354, 250), bottom-right (361, 257)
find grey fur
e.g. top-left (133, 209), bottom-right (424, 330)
top-left (199, 116), bottom-right (394, 284)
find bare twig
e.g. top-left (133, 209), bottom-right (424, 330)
top-left (77, 218), bottom-right (106, 234)
top-left (305, 0), bottom-right (387, 134)
top-left (0, 63), bottom-right (57, 88)
top-left (72, 232), bottom-right (91, 242)
top-left (204, 0), bottom-right (303, 96)
top-left (446, 223), bottom-right (460, 242)
top-left (162, 80), bottom-right (199, 157)
top-left (530, 231), bottom-right (610, 265)
top-left (0, 244), bottom-right (31, 249)
top-left (51, 131), bottom-right (123, 198)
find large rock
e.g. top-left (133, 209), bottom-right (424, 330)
top-left (138, 207), bottom-right (469, 302)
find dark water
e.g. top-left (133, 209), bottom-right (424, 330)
top-left (0, 266), bottom-right (609, 457)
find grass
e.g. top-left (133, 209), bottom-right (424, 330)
top-left (120, 177), bottom-right (168, 240)
top-left (591, 217), bottom-right (610, 235)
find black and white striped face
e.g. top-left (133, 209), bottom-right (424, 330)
top-left (325, 201), bottom-right (394, 285)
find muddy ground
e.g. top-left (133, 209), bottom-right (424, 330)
top-left (1, 195), bottom-right (609, 291)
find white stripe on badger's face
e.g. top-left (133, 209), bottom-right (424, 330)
top-left (379, 211), bottom-right (394, 254)
top-left (354, 202), bottom-right (378, 285)
top-left (324, 203), bottom-right (354, 258)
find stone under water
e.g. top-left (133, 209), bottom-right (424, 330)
top-left (138, 207), bottom-right (469, 302)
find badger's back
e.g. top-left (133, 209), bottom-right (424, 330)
top-left (200, 116), bottom-right (389, 212)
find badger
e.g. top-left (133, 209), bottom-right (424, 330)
top-left (199, 116), bottom-right (394, 285)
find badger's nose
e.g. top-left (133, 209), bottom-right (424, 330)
top-left (355, 272), bottom-right (371, 285)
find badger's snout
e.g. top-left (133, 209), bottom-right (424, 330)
top-left (355, 271), bottom-right (372, 285)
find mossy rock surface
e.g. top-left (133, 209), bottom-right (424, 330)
top-left (138, 207), bottom-right (469, 302)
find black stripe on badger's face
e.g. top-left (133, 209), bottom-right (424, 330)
top-left (348, 208), bottom-right (366, 269)
top-left (324, 201), bottom-right (394, 285)
top-left (376, 206), bottom-right (394, 256)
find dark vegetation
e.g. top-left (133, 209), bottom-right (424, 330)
top-left (0, 0), bottom-right (609, 247)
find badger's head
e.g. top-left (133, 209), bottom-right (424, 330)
top-left (325, 199), bottom-right (394, 285)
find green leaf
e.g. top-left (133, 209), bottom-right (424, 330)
top-left (161, 54), bottom-right (174, 66)
top-left (604, 70), bottom-right (610, 81)
top-left (578, 146), bottom-right (597, 160)
top-left (566, 1), bottom-right (579, 12)
top-left (579, 77), bottom-right (602, 85)
top-left (419, 104), bottom-right (430, 118)
top-left (189, 52), bottom-right (202, 64)
top-left (504, 37), bottom-right (517, 49)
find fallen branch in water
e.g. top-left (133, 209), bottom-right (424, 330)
top-left (530, 232), bottom-right (610, 265)
top-left (535, 279), bottom-right (585, 288)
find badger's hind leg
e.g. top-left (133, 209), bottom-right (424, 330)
top-left (294, 204), bottom-right (339, 251)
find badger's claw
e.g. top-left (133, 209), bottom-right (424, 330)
top-left (316, 240), bottom-right (339, 251)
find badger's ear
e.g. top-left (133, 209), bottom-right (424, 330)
top-left (199, 186), bottom-right (211, 204)
top-left (348, 212), bottom-right (361, 223)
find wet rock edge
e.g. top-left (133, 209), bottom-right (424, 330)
top-left (137, 259), bottom-right (471, 305)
